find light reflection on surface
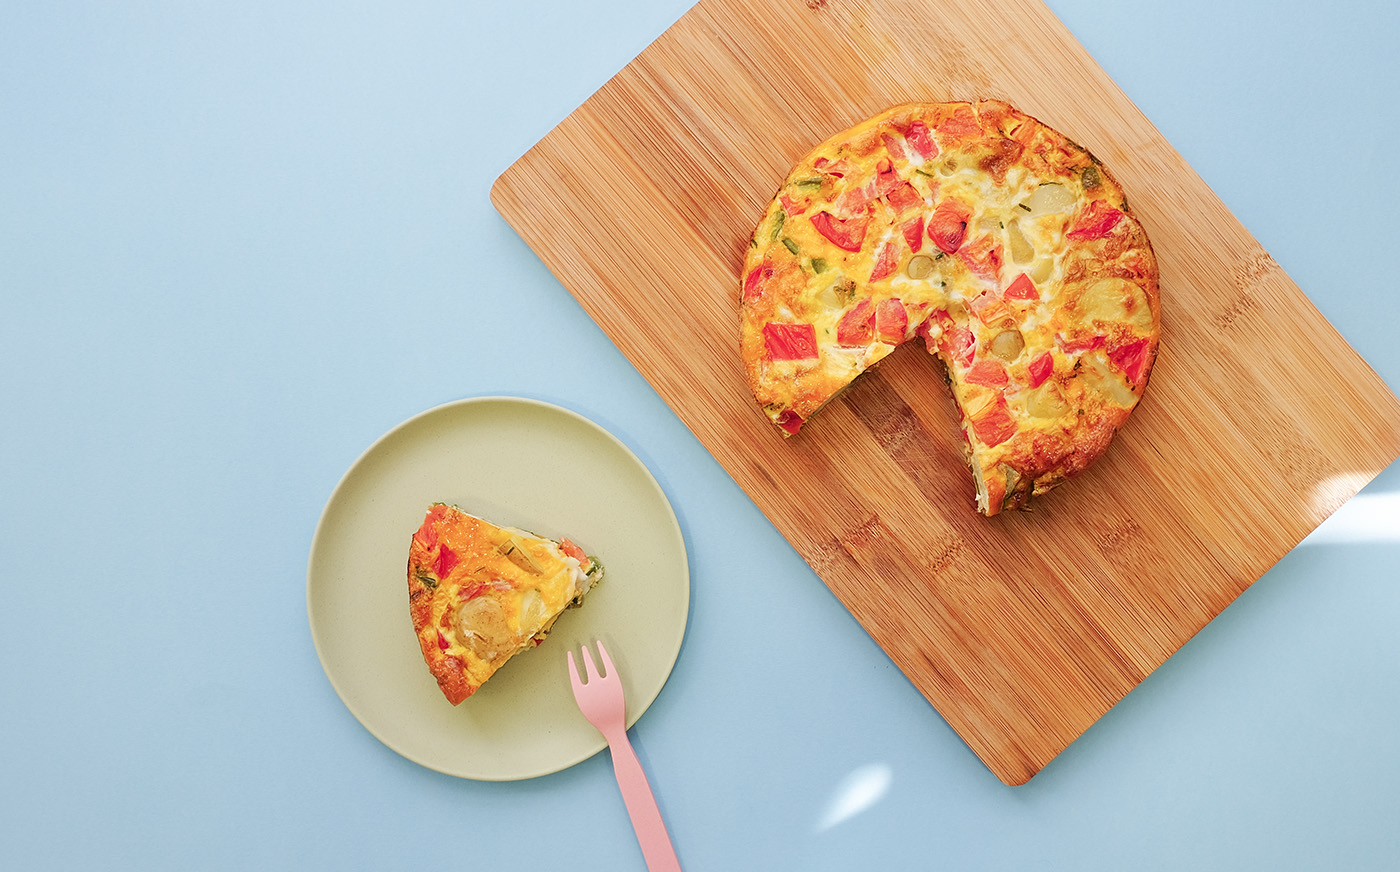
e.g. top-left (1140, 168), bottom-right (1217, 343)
top-left (1300, 488), bottom-right (1400, 546)
top-left (814, 763), bottom-right (893, 833)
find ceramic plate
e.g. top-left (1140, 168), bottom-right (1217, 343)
top-left (307, 397), bottom-right (689, 780)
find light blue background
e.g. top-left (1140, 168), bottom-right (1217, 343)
top-left (3, 1), bottom-right (1397, 869)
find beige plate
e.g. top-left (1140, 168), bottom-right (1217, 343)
top-left (307, 396), bottom-right (690, 780)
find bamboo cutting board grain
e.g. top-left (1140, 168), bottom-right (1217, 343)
top-left (491, 0), bottom-right (1400, 784)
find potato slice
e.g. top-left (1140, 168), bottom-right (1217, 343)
top-left (1024, 183), bottom-right (1075, 216)
top-left (498, 535), bottom-right (545, 574)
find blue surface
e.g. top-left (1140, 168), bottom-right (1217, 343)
top-left (2, 1), bottom-right (1397, 869)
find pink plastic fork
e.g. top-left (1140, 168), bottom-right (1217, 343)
top-left (567, 641), bottom-right (682, 872)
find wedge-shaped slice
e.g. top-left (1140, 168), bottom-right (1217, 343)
top-left (406, 503), bottom-right (603, 704)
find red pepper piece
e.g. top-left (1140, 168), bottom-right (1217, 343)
top-left (764, 322), bottom-right (819, 360)
top-left (779, 193), bottom-right (808, 217)
top-left (436, 630), bottom-right (450, 650)
top-left (1066, 201), bottom-right (1124, 241)
top-left (881, 131), bottom-right (911, 164)
top-left (958, 234), bottom-right (1003, 283)
top-left (965, 359), bottom-right (1008, 387)
top-left (813, 156), bottom-right (849, 178)
top-left (875, 298), bottom-right (908, 343)
top-left (885, 181), bottom-right (922, 214)
top-left (928, 201), bottom-right (971, 253)
top-left (968, 291), bottom-right (1008, 325)
top-left (458, 582), bottom-right (485, 601)
top-left (923, 311), bottom-right (976, 366)
top-left (971, 399), bottom-right (1017, 447)
top-left (776, 410), bottom-right (804, 434)
top-left (868, 241), bottom-right (899, 282)
top-left (560, 537), bottom-right (588, 565)
top-left (902, 216), bottom-right (925, 253)
top-left (904, 120), bottom-right (938, 160)
top-left (832, 181), bottom-right (875, 216)
top-left (836, 299), bottom-right (874, 346)
top-left (1028, 351), bottom-right (1054, 388)
top-left (1057, 333), bottom-right (1106, 355)
top-left (944, 326), bottom-right (975, 365)
top-left (743, 261), bottom-right (772, 302)
top-left (810, 211), bottom-right (870, 252)
top-left (434, 544), bottom-right (459, 579)
top-left (874, 158), bottom-right (900, 197)
top-left (1003, 273), bottom-right (1039, 301)
top-left (1108, 337), bottom-right (1153, 385)
top-left (937, 105), bottom-right (981, 138)
top-left (412, 505), bottom-right (447, 549)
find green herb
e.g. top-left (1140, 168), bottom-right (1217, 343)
top-left (1082, 165), bottom-right (1102, 190)
top-left (415, 572), bottom-right (438, 590)
top-left (782, 236), bottom-right (801, 256)
top-left (1018, 203), bottom-right (1032, 212)
top-left (770, 209), bottom-right (787, 241)
top-left (810, 257), bottom-right (827, 274)
top-left (793, 177), bottom-right (824, 190)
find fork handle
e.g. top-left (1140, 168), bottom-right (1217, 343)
top-left (604, 727), bottom-right (682, 872)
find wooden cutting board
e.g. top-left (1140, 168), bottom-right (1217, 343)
top-left (491, 0), bottom-right (1400, 784)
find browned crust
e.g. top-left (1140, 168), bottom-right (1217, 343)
top-left (407, 515), bottom-right (476, 705)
